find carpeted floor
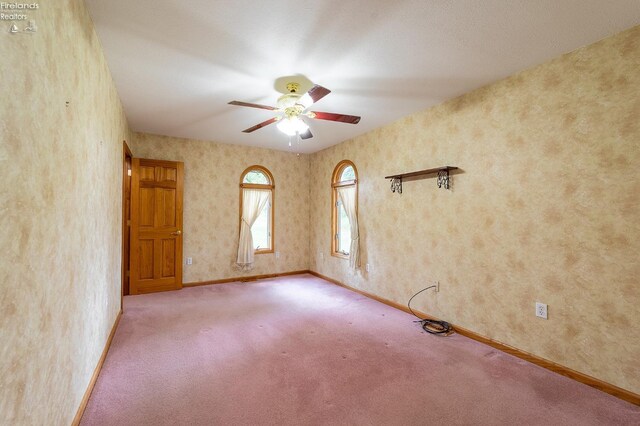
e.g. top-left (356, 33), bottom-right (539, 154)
top-left (81, 274), bottom-right (639, 425)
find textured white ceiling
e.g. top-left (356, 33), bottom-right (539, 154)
top-left (86, 0), bottom-right (640, 153)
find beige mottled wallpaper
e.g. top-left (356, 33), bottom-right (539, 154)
top-left (309, 26), bottom-right (640, 394)
top-left (131, 132), bottom-right (310, 283)
top-left (1, 3), bottom-right (637, 423)
top-left (0, 1), bottom-right (130, 424)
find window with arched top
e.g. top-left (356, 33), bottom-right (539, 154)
top-left (238, 166), bottom-right (274, 258)
top-left (331, 160), bottom-right (358, 261)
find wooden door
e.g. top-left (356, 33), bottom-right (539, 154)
top-left (130, 158), bottom-right (184, 294)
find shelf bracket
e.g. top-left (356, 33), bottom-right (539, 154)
top-left (437, 169), bottom-right (451, 190)
top-left (390, 177), bottom-right (402, 194)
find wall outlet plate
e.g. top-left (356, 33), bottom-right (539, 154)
top-left (365, 263), bottom-right (370, 272)
top-left (275, 251), bottom-right (280, 259)
top-left (186, 257), bottom-right (192, 265)
top-left (535, 302), bottom-right (548, 319)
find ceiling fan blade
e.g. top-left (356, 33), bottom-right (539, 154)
top-left (307, 85), bottom-right (331, 103)
top-left (229, 101), bottom-right (277, 111)
top-left (299, 128), bottom-right (313, 140)
top-left (311, 111), bottom-right (361, 124)
top-left (242, 117), bottom-right (278, 133)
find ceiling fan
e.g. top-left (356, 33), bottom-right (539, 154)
top-left (228, 82), bottom-right (361, 140)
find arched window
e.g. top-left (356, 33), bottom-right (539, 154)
top-left (331, 161), bottom-right (358, 264)
top-left (238, 166), bottom-right (274, 260)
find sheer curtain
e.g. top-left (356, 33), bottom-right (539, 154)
top-left (337, 186), bottom-right (360, 269)
top-left (236, 189), bottom-right (270, 270)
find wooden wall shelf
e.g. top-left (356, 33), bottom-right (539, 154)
top-left (385, 166), bottom-right (458, 193)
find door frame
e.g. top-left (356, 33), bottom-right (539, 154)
top-left (121, 141), bottom-right (133, 310)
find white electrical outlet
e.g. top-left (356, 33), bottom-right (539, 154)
top-left (535, 302), bottom-right (548, 319)
top-left (275, 251), bottom-right (280, 259)
top-left (366, 263), bottom-right (370, 272)
top-left (320, 252), bottom-right (324, 260)
top-left (186, 257), bottom-right (192, 265)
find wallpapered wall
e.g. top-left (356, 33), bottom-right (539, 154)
top-left (0, 0), bottom-right (130, 424)
top-left (309, 26), bottom-right (640, 394)
top-left (1, 2), bottom-right (636, 422)
top-left (131, 132), bottom-right (310, 283)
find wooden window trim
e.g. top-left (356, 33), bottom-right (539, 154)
top-left (239, 165), bottom-right (275, 254)
top-left (331, 160), bottom-right (358, 259)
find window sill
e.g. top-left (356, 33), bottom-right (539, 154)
top-left (331, 252), bottom-right (350, 260)
top-left (255, 249), bottom-right (274, 255)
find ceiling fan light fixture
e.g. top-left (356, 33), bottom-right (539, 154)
top-left (276, 116), bottom-right (309, 136)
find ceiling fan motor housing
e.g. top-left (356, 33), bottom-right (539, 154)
top-left (278, 82), bottom-right (311, 118)
top-left (277, 93), bottom-right (305, 114)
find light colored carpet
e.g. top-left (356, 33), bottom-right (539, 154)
top-left (81, 274), bottom-right (639, 425)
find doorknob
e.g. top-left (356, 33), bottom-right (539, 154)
top-left (171, 230), bottom-right (182, 236)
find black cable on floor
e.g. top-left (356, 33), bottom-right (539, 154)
top-left (407, 286), bottom-right (452, 336)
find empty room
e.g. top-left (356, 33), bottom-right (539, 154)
top-left (2, 0), bottom-right (640, 425)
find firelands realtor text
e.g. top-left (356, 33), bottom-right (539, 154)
top-left (1, 2), bottom-right (38, 20)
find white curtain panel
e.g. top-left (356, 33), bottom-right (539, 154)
top-left (236, 189), bottom-right (271, 270)
top-left (337, 186), bottom-right (360, 269)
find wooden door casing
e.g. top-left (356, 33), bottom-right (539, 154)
top-left (122, 142), bottom-right (133, 300)
top-left (130, 158), bottom-right (184, 295)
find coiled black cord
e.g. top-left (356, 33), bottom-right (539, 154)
top-left (408, 286), bottom-right (452, 335)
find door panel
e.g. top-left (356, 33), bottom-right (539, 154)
top-left (139, 240), bottom-right (155, 279)
top-left (158, 188), bottom-right (176, 227)
top-left (161, 167), bottom-right (177, 182)
top-left (139, 188), bottom-right (155, 227)
top-left (130, 158), bottom-right (184, 294)
top-left (164, 189), bottom-right (176, 226)
top-left (140, 165), bottom-right (155, 181)
top-left (161, 239), bottom-right (176, 277)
